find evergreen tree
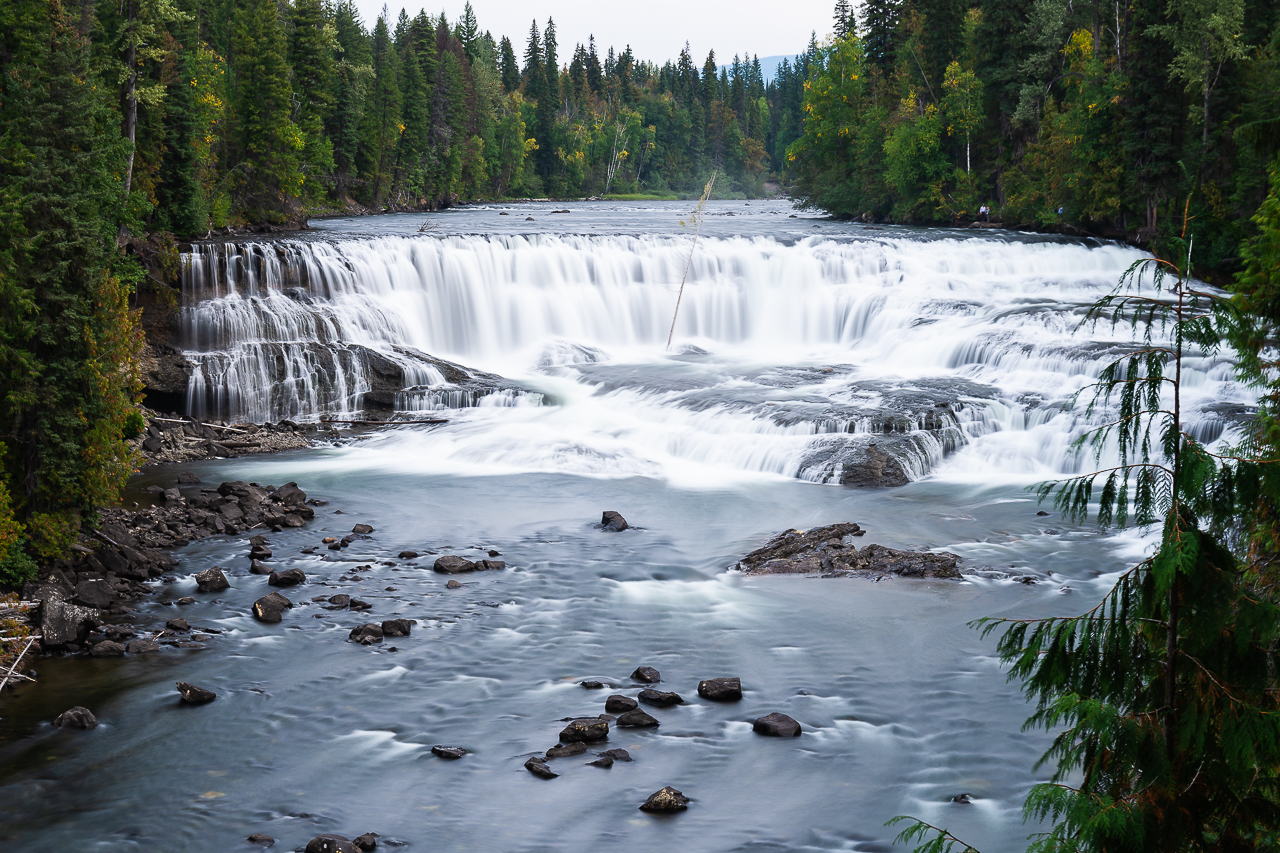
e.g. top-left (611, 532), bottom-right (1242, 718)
top-left (860, 0), bottom-right (900, 75)
top-left (289, 0), bottom-right (337, 200)
top-left (498, 35), bottom-right (519, 93)
top-left (833, 0), bottom-right (854, 38)
top-left (358, 13), bottom-right (401, 205)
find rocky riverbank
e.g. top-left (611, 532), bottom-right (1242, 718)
top-left (130, 410), bottom-right (315, 467)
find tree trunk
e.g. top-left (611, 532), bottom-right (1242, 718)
top-left (122, 1), bottom-right (138, 196)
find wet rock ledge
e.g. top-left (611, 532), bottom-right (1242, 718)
top-left (131, 411), bottom-right (314, 467)
top-left (734, 523), bottom-right (962, 580)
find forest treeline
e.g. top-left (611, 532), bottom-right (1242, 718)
top-left (795, 0), bottom-right (1280, 272)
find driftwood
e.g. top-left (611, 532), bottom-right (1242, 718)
top-left (320, 418), bottom-right (449, 426)
top-left (0, 636), bottom-right (38, 692)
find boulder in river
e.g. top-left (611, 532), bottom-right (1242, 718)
top-left (305, 835), bottom-right (358, 853)
top-left (352, 834), bottom-right (378, 852)
top-left (698, 677), bottom-right (743, 701)
top-left (195, 566), bottom-right (229, 592)
top-left (177, 471), bottom-right (202, 485)
top-left (599, 747), bottom-right (632, 762)
top-left (630, 665), bottom-right (661, 683)
top-left (53, 706), bottom-right (98, 729)
top-left (247, 833), bottom-right (275, 847)
top-left (586, 754), bottom-right (613, 768)
top-left (176, 682), bottom-right (217, 704)
top-left (433, 555), bottom-right (475, 574)
top-left (126, 638), bottom-right (160, 654)
top-left (166, 617), bottom-right (190, 632)
top-left (249, 545), bottom-right (272, 560)
top-left (600, 511), bottom-right (628, 531)
top-left (605, 694), bottom-right (638, 713)
top-left (380, 618), bottom-right (412, 637)
top-left (349, 623), bottom-right (384, 644)
top-left (734, 523), bottom-right (961, 579)
top-left (431, 745), bottom-right (466, 760)
top-left (559, 717), bottom-right (609, 742)
top-left (616, 709), bottom-right (660, 728)
top-left (252, 592), bottom-right (292, 623)
top-left (268, 568), bottom-right (307, 587)
top-left (445, 579), bottom-right (463, 589)
top-left (398, 551), bottom-right (419, 559)
top-left (638, 688), bottom-right (683, 707)
top-left (352, 523), bottom-right (374, 534)
top-left (40, 597), bottom-right (98, 646)
top-left (640, 786), bottom-right (689, 812)
top-left (249, 559), bottom-right (273, 575)
top-left (753, 712), bottom-right (801, 737)
top-left (546, 741), bottom-right (588, 758)
top-left (524, 755), bottom-right (558, 779)
top-left (580, 680), bottom-right (604, 690)
top-left (91, 640), bottom-right (126, 657)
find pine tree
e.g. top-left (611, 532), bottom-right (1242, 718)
top-left (833, 0), bottom-right (853, 38)
top-left (0, 0), bottom-right (143, 562)
top-left (359, 13), bottom-right (402, 205)
top-left (498, 35), bottom-right (519, 93)
top-left (860, 0), bottom-right (900, 75)
top-left (289, 0), bottom-right (337, 200)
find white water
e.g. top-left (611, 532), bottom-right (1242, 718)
top-left (179, 232), bottom-right (1248, 486)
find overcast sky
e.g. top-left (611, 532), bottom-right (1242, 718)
top-left (353, 0), bottom-right (840, 64)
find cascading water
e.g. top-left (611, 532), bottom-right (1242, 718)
top-left (179, 227), bottom-right (1249, 485)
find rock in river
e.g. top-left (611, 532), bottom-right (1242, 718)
top-left (53, 706), bottom-right (98, 729)
top-left (252, 592), bottom-right (293, 623)
top-left (398, 551), bottom-right (419, 559)
top-left (305, 835), bottom-right (359, 853)
top-left (599, 747), bottom-right (632, 762)
top-left (698, 677), bottom-right (743, 701)
top-left (352, 833), bottom-right (378, 851)
top-left (586, 755), bottom-right (613, 768)
top-left (524, 756), bottom-right (558, 779)
top-left (546, 741), bottom-right (588, 758)
top-left (631, 665), bottom-right (661, 683)
top-left (605, 694), bottom-right (638, 713)
top-left (91, 640), bottom-right (126, 657)
top-left (381, 619), bottom-right (412, 637)
top-left (753, 712), bottom-right (801, 737)
top-left (600, 511), bottom-right (628, 531)
top-left (73, 579), bottom-right (113, 609)
top-left (433, 555), bottom-right (475, 574)
top-left (247, 833), bottom-right (275, 847)
top-left (352, 523), bottom-right (374, 534)
top-left (640, 786), bottom-right (689, 812)
top-left (126, 638), bottom-right (160, 654)
top-left (559, 717), bottom-right (609, 742)
top-left (638, 688), bottom-right (683, 707)
top-left (268, 568), bottom-right (306, 587)
top-left (616, 709), bottom-right (660, 728)
top-left (349, 623), bottom-right (384, 644)
top-left (195, 566), bottom-right (229, 592)
top-left (176, 682), bottom-right (217, 704)
top-left (735, 522), bottom-right (961, 579)
top-left (431, 745), bottom-right (466, 760)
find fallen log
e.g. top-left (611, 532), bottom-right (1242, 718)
top-left (320, 418), bottom-right (449, 426)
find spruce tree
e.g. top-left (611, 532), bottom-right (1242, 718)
top-left (859, 0), bottom-right (900, 75)
top-left (498, 36), bottom-right (519, 92)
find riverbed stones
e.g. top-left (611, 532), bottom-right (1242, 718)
top-left (53, 706), bottom-right (98, 728)
top-left (166, 617), bottom-right (190, 632)
top-left (445, 580), bottom-right (463, 589)
top-left (268, 568), bottom-right (306, 587)
top-left (380, 618), bottom-right (412, 637)
top-left (398, 551), bottom-right (419, 559)
top-left (638, 688), bottom-right (683, 707)
top-left (616, 709), bottom-right (660, 728)
top-left (524, 756), bottom-right (558, 778)
top-left (349, 623), bottom-right (384, 644)
top-left (195, 566), bottom-right (229, 592)
top-left (735, 523), bottom-right (962, 579)
top-left (352, 833), bottom-right (378, 852)
top-left (304, 835), bottom-right (359, 853)
top-left (249, 559), bottom-right (272, 575)
top-left (640, 786), bottom-right (689, 812)
top-left (433, 555), bottom-right (475, 574)
top-left (40, 597), bottom-right (98, 646)
top-left (177, 471), bottom-right (201, 485)
top-left (599, 748), bottom-right (632, 762)
top-left (126, 638), bottom-right (160, 654)
top-left (246, 833), bottom-right (275, 847)
top-left (176, 682), bottom-right (217, 704)
top-left (249, 545), bottom-right (272, 560)
top-left (91, 640), bottom-right (126, 657)
top-left (630, 665), bottom-right (661, 683)
top-left (559, 717), bottom-right (609, 742)
top-left (601, 511), bottom-right (628, 531)
top-left (698, 677), bottom-right (743, 701)
top-left (546, 741), bottom-right (588, 758)
top-left (753, 712), bottom-right (801, 737)
top-left (252, 592), bottom-right (292, 623)
top-left (586, 754), bottom-right (613, 768)
top-left (580, 680), bottom-right (604, 689)
top-left (352, 523), bottom-right (374, 534)
top-left (431, 745), bottom-right (466, 759)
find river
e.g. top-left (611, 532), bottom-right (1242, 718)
top-left (0, 201), bottom-right (1250, 852)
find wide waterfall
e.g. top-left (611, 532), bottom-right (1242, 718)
top-left (179, 229), bottom-right (1248, 486)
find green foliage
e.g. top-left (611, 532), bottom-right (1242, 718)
top-left (122, 410), bottom-right (146, 440)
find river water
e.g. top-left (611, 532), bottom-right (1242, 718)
top-left (0, 201), bottom-right (1252, 852)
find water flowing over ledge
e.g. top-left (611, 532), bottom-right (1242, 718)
top-left (178, 232), bottom-right (1250, 486)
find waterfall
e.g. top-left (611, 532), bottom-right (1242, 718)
top-left (177, 233), bottom-right (1251, 484)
